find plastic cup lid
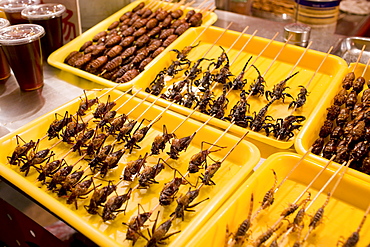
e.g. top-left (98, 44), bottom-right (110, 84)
top-left (0, 23), bottom-right (45, 45)
top-left (0, 0), bottom-right (41, 13)
top-left (21, 3), bottom-right (66, 20)
top-left (0, 18), bottom-right (10, 29)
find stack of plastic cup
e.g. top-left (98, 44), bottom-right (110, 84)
top-left (0, 0), bottom-right (41, 25)
top-left (0, 17), bottom-right (10, 84)
top-left (22, 3), bottom-right (66, 59)
top-left (0, 24), bottom-right (45, 91)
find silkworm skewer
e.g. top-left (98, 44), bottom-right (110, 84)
top-left (352, 44), bottom-right (366, 73)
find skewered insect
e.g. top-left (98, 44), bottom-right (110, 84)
top-left (188, 142), bottom-right (226, 173)
top-left (143, 212), bottom-right (181, 247)
top-left (171, 187), bottom-right (209, 221)
top-left (289, 85), bottom-right (309, 109)
top-left (36, 159), bottom-right (64, 183)
top-left (208, 89), bottom-right (229, 119)
top-left (101, 188), bottom-right (132, 221)
top-left (274, 115), bottom-right (306, 141)
top-left (342, 71), bottom-right (355, 90)
top-left (170, 41), bottom-right (199, 61)
top-left (166, 59), bottom-right (190, 77)
top-left (210, 46), bottom-right (229, 70)
top-left (229, 56), bottom-right (252, 91)
top-left (57, 168), bottom-right (85, 196)
top-left (107, 114), bottom-right (128, 135)
top-left (84, 180), bottom-right (116, 215)
top-left (226, 193), bottom-right (254, 247)
top-left (77, 91), bottom-right (99, 116)
top-left (138, 158), bottom-right (166, 188)
top-left (66, 177), bottom-right (96, 209)
top-left (47, 164), bottom-right (73, 191)
top-left (86, 132), bottom-right (108, 156)
top-left (20, 147), bottom-right (53, 176)
top-left (61, 116), bottom-right (87, 144)
top-left (265, 72), bottom-right (298, 102)
top-left (151, 125), bottom-right (175, 155)
top-left (185, 57), bottom-right (213, 81)
top-left (93, 95), bottom-right (117, 119)
top-left (248, 65), bottom-right (266, 97)
top-left (125, 118), bottom-right (160, 153)
top-left (167, 132), bottom-right (196, 160)
top-left (200, 160), bottom-right (221, 186)
top-left (145, 71), bottom-right (166, 96)
top-left (122, 205), bottom-right (152, 245)
top-left (225, 90), bottom-right (250, 127)
top-left (47, 111), bottom-right (72, 139)
top-left (159, 170), bottom-right (189, 206)
top-left (181, 83), bottom-right (199, 109)
top-left (72, 128), bottom-right (95, 155)
top-left (96, 110), bottom-right (117, 129)
top-left (123, 153), bottom-right (148, 181)
top-left (161, 79), bottom-right (188, 103)
top-left (99, 148), bottom-right (125, 178)
top-left (247, 100), bottom-right (275, 133)
top-left (116, 119), bottom-right (137, 142)
top-left (196, 89), bottom-right (213, 114)
top-left (8, 135), bottom-right (37, 166)
top-left (260, 169), bottom-right (278, 210)
top-left (253, 222), bottom-right (283, 247)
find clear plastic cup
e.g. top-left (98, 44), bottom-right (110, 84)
top-left (0, 24), bottom-right (45, 91)
top-left (0, 0), bottom-right (41, 25)
top-left (22, 3), bottom-right (66, 59)
top-left (0, 18), bottom-right (10, 84)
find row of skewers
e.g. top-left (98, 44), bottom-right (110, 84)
top-left (222, 155), bottom-right (370, 247)
top-left (5, 85), bottom-right (256, 246)
top-left (141, 23), bottom-right (337, 142)
top-left (64, 0), bottom-right (214, 84)
top-left (218, 57), bottom-right (370, 246)
top-left (310, 49), bottom-right (370, 175)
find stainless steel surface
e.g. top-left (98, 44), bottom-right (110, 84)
top-left (214, 9), bottom-right (345, 53)
top-left (332, 36), bottom-right (370, 64)
top-left (0, 65), bottom-right (90, 137)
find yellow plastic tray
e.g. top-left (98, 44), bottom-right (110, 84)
top-left (295, 63), bottom-right (370, 183)
top-left (0, 89), bottom-right (259, 247)
top-left (132, 25), bottom-right (349, 149)
top-left (181, 152), bottom-right (370, 247)
top-left (47, 0), bottom-right (217, 91)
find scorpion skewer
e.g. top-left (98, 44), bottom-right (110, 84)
top-left (211, 26), bottom-right (260, 92)
top-left (204, 25), bottom-right (254, 92)
top-left (243, 33), bottom-right (294, 102)
top-left (299, 159), bottom-right (353, 245)
top-left (249, 153), bottom-right (335, 228)
top-left (339, 201), bottom-right (370, 247)
top-left (265, 41), bottom-right (313, 104)
top-left (288, 46), bottom-right (333, 114)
